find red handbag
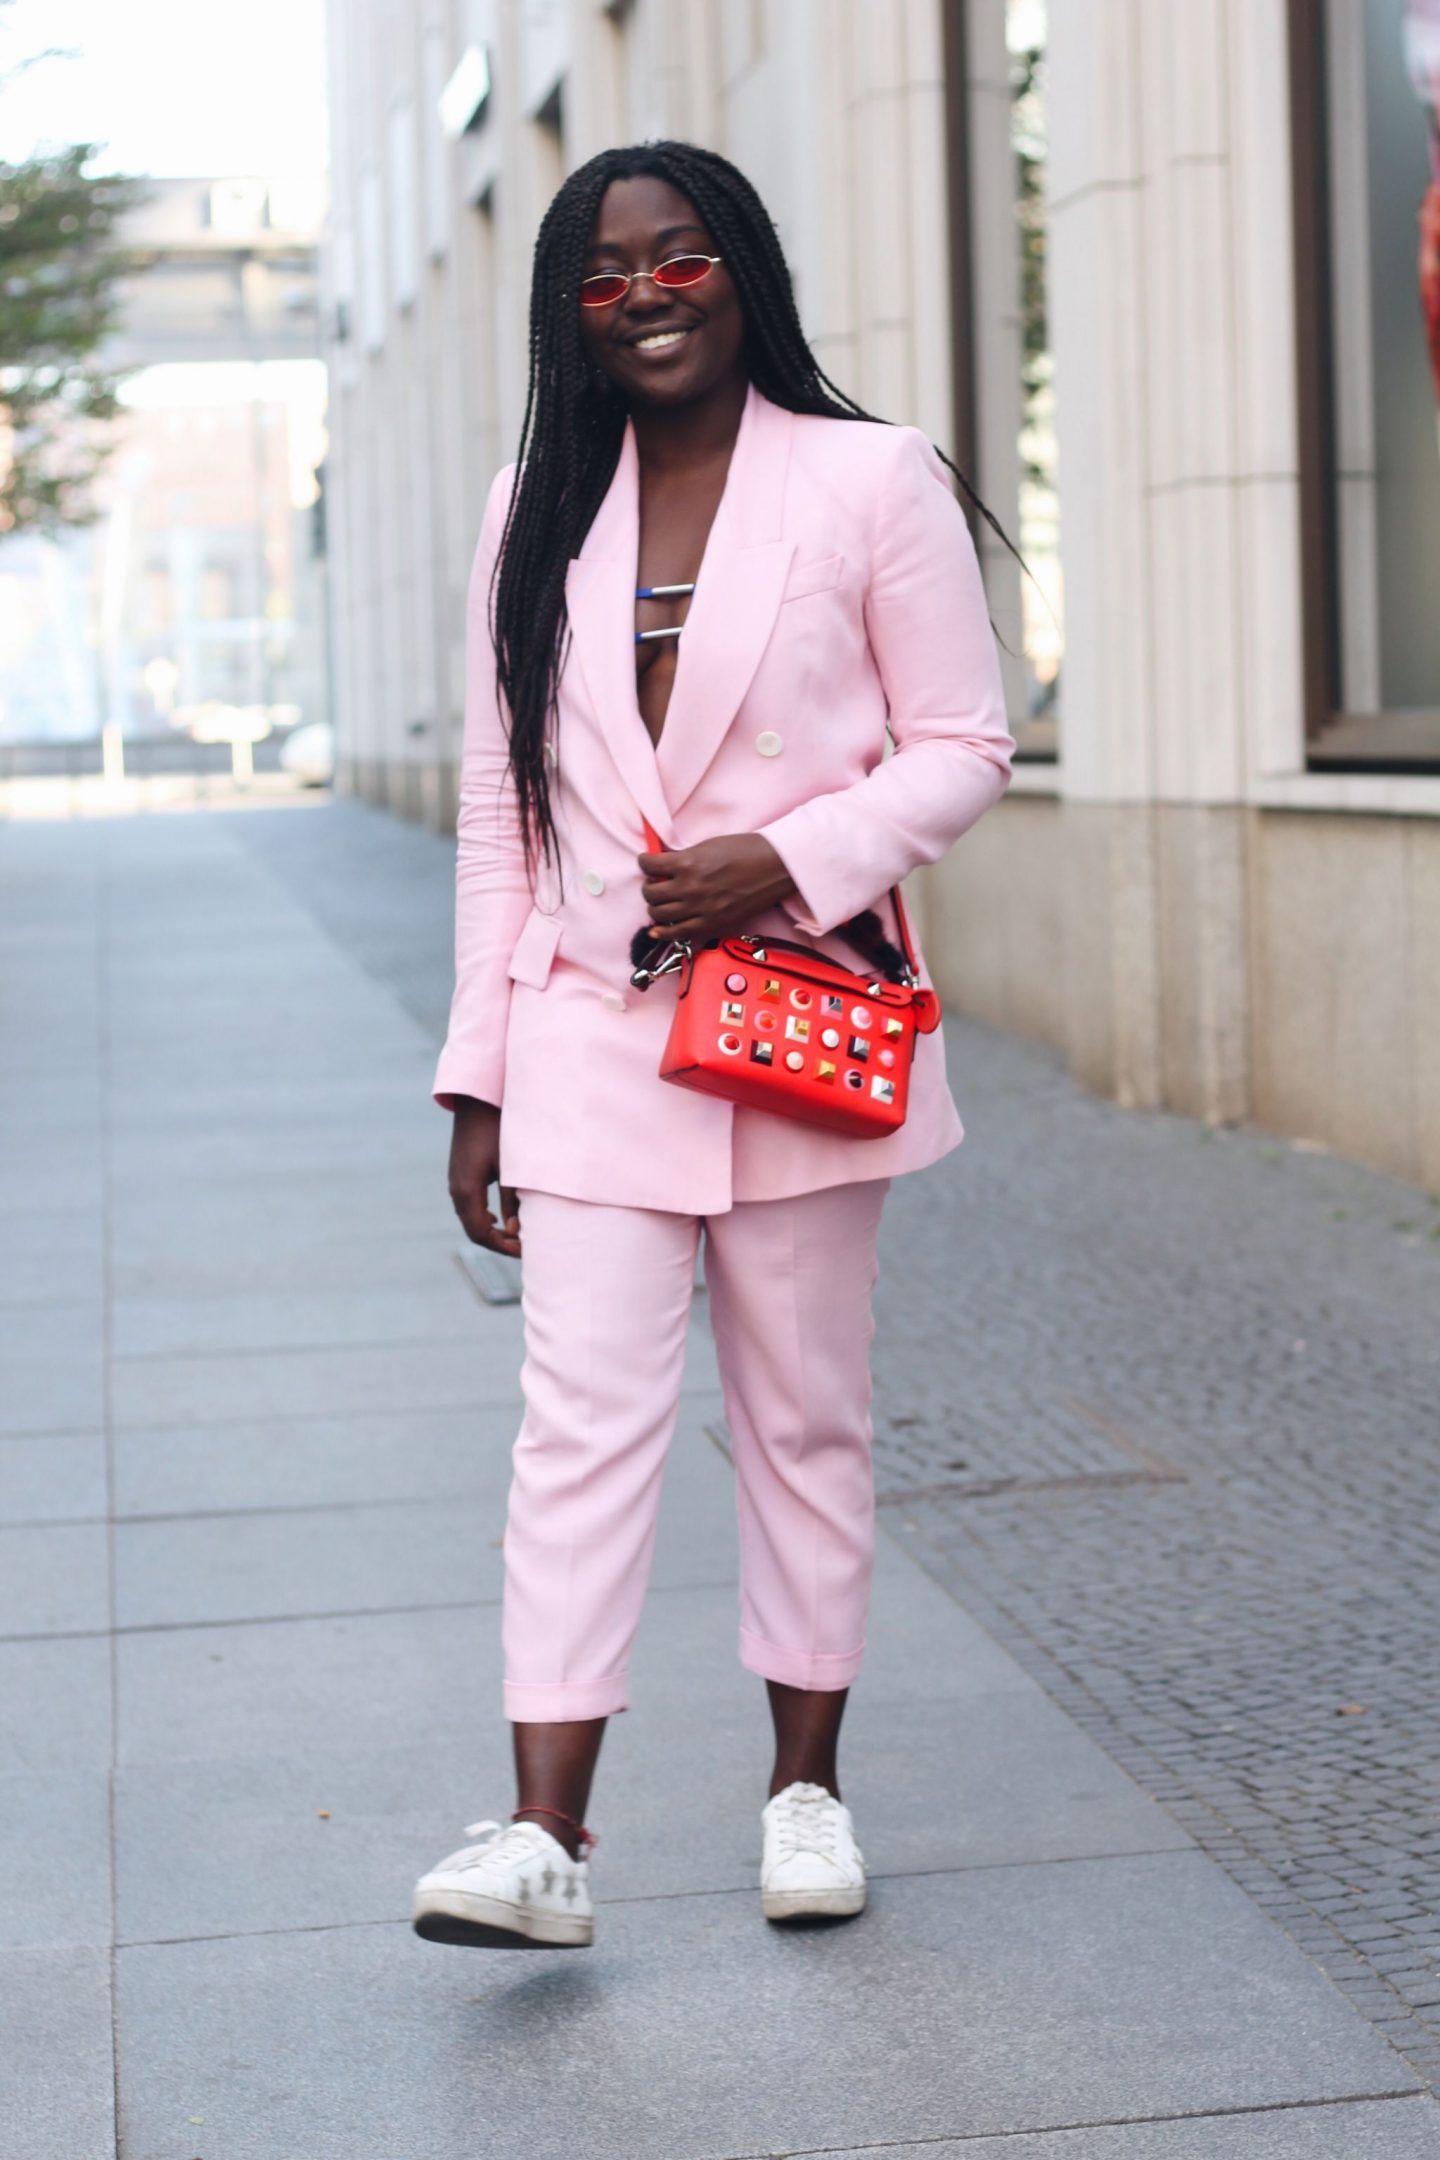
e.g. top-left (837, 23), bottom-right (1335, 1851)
top-left (630, 821), bottom-right (941, 1139)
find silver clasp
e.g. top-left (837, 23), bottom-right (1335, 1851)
top-left (630, 939), bottom-right (691, 990)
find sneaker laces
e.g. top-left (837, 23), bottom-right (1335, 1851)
top-left (767, 1784), bottom-right (848, 1863)
top-left (449, 1820), bottom-right (538, 1874)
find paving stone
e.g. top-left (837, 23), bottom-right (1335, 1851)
top-left (112, 1855), bottom-right (1413, 2160)
top-left (104, 1114), bottom-right (441, 1190)
top-left (108, 1337), bottom-right (527, 1431)
top-left (0, 1348), bottom-right (105, 1438)
top-left (0, 1635), bottom-right (111, 1770)
top-left (0, 1944), bottom-right (113, 2160)
top-left (111, 1498), bottom-right (512, 1630)
top-left (0, 1431), bottom-right (107, 1524)
top-left (0, 1154), bottom-right (103, 1215)
top-left (108, 1273), bottom-right (490, 1359)
top-left (0, 1772), bottom-right (111, 1948)
top-left (0, 1209), bottom-right (104, 1305)
top-left (0, 1523), bottom-right (109, 1637)
top-left (806, 2095), bottom-right (1440, 2157)
top-left (110, 1224), bottom-right (459, 1301)
top-left (112, 1402), bottom-right (525, 1517)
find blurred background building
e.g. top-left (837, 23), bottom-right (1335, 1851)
top-left (0, 177), bottom-right (328, 767)
top-left (321, 1), bottom-right (1440, 1189)
top-left (0, 1), bottom-right (330, 783)
top-left (7, 0), bottom-right (1427, 1187)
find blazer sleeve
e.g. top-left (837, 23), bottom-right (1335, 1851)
top-left (756, 425), bottom-right (1014, 937)
top-left (433, 465), bottom-right (530, 1112)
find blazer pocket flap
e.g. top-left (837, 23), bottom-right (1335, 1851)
top-left (506, 908), bottom-right (563, 988)
top-left (782, 551), bottom-right (844, 603)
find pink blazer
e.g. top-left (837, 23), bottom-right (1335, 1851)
top-left (435, 381), bottom-right (1014, 1215)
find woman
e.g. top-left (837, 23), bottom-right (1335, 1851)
top-left (411, 141), bottom-right (1013, 1950)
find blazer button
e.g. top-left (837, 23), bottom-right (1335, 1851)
top-left (583, 871), bottom-right (606, 896)
top-left (600, 991), bottom-right (626, 1012)
top-left (755, 730), bottom-right (783, 757)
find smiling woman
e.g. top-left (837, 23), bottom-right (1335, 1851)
top-left (411, 140), bottom-right (1015, 1957)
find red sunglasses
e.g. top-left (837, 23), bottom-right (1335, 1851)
top-left (579, 252), bottom-right (723, 309)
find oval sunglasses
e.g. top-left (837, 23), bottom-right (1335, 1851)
top-left (579, 252), bottom-right (722, 309)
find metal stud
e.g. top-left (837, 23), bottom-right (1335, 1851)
top-left (785, 1015), bottom-right (811, 1041)
top-left (871, 1075), bottom-right (896, 1103)
top-left (750, 1040), bottom-right (773, 1064)
top-left (720, 1000), bottom-right (744, 1023)
top-left (822, 994), bottom-right (845, 1015)
top-left (759, 978), bottom-right (781, 1000)
top-left (816, 1060), bottom-right (836, 1081)
top-left (784, 1050), bottom-right (805, 1072)
top-left (820, 1027), bottom-right (841, 1050)
top-left (884, 1016), bottom-right (905, 1039)
top-left (847, 1035), bottom-right (870, 1060)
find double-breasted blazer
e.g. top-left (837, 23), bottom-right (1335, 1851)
top-left (434, 381), bottom-right (1014, 1215)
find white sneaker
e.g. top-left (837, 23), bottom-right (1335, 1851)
top-left (760, 1780), bottom-right (867, 1922)
top-left (411, 1820), bottom-right (594, 1948)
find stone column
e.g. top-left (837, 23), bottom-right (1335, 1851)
top-left (1041, 0), bottom-right (1299, 1122)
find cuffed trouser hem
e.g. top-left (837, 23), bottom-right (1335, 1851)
top-left (504, 1672), bottom-right (630, 1722)
top-left (739, 1625), bottom-right (866, 1692)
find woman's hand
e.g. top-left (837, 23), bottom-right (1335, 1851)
top-left (638, 832), bottom-right (797, 944)
top-left (447, 1097), bottom-right (521, 1257)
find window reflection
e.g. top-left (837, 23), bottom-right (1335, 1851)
top-left (1325, 0), bottom-right (1440, 727)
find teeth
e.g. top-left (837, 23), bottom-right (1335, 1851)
top-left (635, 330), bottom-right (688, 351)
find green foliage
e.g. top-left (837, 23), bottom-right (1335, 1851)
top-left (0, 141), bottom-right (147, 533)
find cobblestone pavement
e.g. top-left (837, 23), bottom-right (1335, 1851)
top-left (869, 1040), bottom-right (1440, 2088)
top-left (238, 797), bottom-right (1440, 2087)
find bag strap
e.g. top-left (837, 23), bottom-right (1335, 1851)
top-left (641, 818), bottom-right (920, 989)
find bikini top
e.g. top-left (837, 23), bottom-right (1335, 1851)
top-left (635, 582), bottom-right (695, 646)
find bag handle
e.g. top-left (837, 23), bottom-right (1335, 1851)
top-left (640, 818), bottom-right (921, 990)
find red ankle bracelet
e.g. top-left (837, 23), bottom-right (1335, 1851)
top-left (511, 1804), bottom-right (597, 1854)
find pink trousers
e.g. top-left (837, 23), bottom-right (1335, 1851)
top-left (502, 1179), bottom-right (889, 1721)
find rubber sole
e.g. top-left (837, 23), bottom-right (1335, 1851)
top-left (762, 1885), bottom-right (867, 1923)
top-left (411, 1889), bottom-right (593, 1949)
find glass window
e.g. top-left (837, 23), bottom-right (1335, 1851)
top-left (949, 0), bottom-right (1064, 760)
top-left (1308, 0), bottom-right (1440, 762)
top-left (1007, 0), bottom-right (1063, 747)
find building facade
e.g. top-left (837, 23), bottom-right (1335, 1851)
top-left (322, 0), bottom-right (1440, 1188)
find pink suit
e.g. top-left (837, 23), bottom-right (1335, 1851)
top-left (436, 383), bottom-right (1012, 1717)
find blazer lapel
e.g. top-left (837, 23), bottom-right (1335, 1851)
top-left (655, 385), bottom-right (795, 813)
top-left (562, 425), bottom-right (675, 844)
top-left (561, 384), bottom-right (797, 832)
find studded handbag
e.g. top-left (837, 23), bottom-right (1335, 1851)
top-left (629, 821), bottom-right (942, 1138)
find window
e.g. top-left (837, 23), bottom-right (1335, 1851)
top-left (1006, 0), bottom-right (1062, 753)
top-left (1292, 0), bottom-right (1440, 767)
top-left (945, 0), bottom-right (1063, 762)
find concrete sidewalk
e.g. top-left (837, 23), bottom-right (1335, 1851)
top-left (2, 802), bottom-right (1437, 2159)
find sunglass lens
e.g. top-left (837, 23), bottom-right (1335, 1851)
top-left (580, 273), bottom-right (629, 307)
top-left (653, 255), bottom-right (712, 289)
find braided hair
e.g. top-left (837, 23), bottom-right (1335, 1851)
top-left (493, 138), bottom-right (1014, 869)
